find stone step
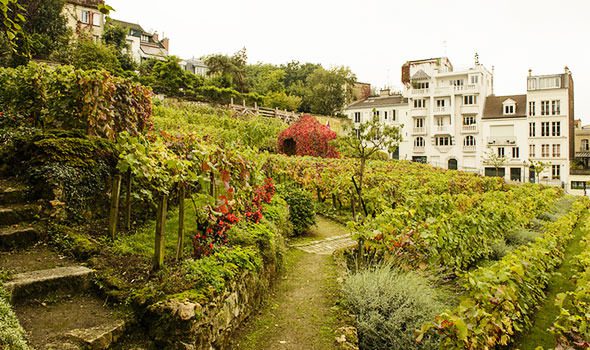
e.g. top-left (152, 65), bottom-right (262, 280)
top-left (0, 204), bottom-right (41, 226)
top-left (15, 293), bottom-right (129, 350)
top-left (0, 179), bottom-right (30, 205)
top-left (4, 266), bottom-right (94, 303)
top-left (0, 224), bottom-right (39, 250)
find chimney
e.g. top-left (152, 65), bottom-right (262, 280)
top-left (565, 65), bottom-right (571, 75)
top-left (379, 88), bottom-right (390, 97)
top-left (528, 69), bottom-right (532, 77)
top-left (152, 32), bottom-right (159, 42)
top-left (161, 38), bottom-right (169, 51)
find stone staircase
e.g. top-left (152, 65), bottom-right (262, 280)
top-left (0, 178), bottom-right (130, 350)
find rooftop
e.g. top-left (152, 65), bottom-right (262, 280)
top-left (483, 95), bottom-right (527, 119)
top-left (345, 95), bottom-right (408, 110)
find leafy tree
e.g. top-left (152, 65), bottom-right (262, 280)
top-left (62, 39), bottom-right (122, 73)
top-left (529, 159), bottom-right (550, 184)
top-left (304, 66), bottom-right (356, 116)
top-left (263, 91), bottom-right (301, 111)
top-left (203, 48), bottom-right (248, 92)
top-left (139, 56), bottom-right (203, 96)
top-left (338, 112), bottom-right (401, 210)
top-left (103, 19), bottom-right (136, 71)
top-left (281, 61), bottom-right (321, 89)
top-left (483, 150), bottom-right (507, 177)
top-left (0, 0), bottom-right (26, 51)
top-left (245, 63), bottom-right (285, 95)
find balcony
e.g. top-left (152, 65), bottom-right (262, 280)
top-left (460, 105), bottom-right (479, 114)
top-left (463, 145), bottom-right (477, 153)
top-left (412, 127), bottom-right (427, 135)
top-left (413, 146), bottom-right (425, 153)
top-left (411, 88), bottom-right (430, 96)
top-left (454, 84), bottom-right (477, 93)
top-left (487, 136), bottom-right (517, 146)
top-left (435, 145), bottom-right (452, 153)
top-left (434, 87), bottom-right (451, 95)
top-left (433, 125), bottom-right (451, 135)
top-left (571, 169), bottom-right (590, 175)
top-left (461, 124), bottom-right (478, 133)
top-left (433, 106), bottom-right (450, 115)
top-left (411, 109), bottom-right (427, 117)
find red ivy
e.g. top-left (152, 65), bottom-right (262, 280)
top-left (277, 115), bottom-right (339, 158)
top-left (192, 178), bottom-right (276, 258)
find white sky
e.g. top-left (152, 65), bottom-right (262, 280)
top-left (109, 0), bottom-right (590, 124)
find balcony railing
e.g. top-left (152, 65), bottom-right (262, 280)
top-left (487, 136), bottom-right (517, 146)
top-left (462, 124), bottom-right (478, 133)
top-left (413, 146), bottom-right (425, 153)
top-left (412, 127), bottom-right (426, 135)
top-left (411, 109), bottom-right (427, 117)
top-left (434, 125), bottom-right (451, 134)
top-left (463, 145), bottom-right (476, 152)
top-left (412, 88), bottom-right (429, 95)
top-left (434, 106), bottom-right (449, 114)
top-left (454, 84), bottom-right (477, 92)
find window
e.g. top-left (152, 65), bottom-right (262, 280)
top-left (451, 79), bottom-right (464, 86)
top-left (498, 147), bottom-right (505, 157)
top-left (582, 139), bottom-right (589, 151)
top-left (571, 181), bottom-right (587, 190)
top-left (384, 111), bottom-right (388, 120)
top-left (463, 95), bottom-right (477, 105)
top-left (529, 122), bottom-right (536, 137)
top-left (414, 82), bottom-right (429, 89)
top-left (435, 136), bottom-right (451, 146)
top-left (552, 144), bottom-right (561, 157)
top-left (541, 101), bottom-right (550, 115)
top-left (414, 99), bottom-right (426, 108)
top-left (464, 135), bottom-right (476, 146)
top-left (373, 110), bottom-right (380, 118)
top-left (354, 129), bottom-right (361, 138)
top-left (436, 99), bottom-right (446, 107)
top-left (551, 100), bottom-right (561, 115)
top-left (391, 110), bottom-right (396, 121)
top-left (552, 164), bottom-right (560, 179)
top-left (92, 12), bottom-right (101, 26)
top-left (354, 112), bottom-right (361, 123)
top-left (512, 147), bottom-right (520, 158)
top-left (528, 78), bottom-right (537, 90)
top-left (542, 144), bottom-right (550, 157)
top-left (545, 122), bottom-right (554, 137)
top-left (414, 137), bottom-right (425, 147)
top-left (529, 101), bottom-right (535, 116)
top-left (141, 35), bottom-right (149, 43)
top-left (80, 10), bottom-right (90, 24)
top-left (435, 117), bottom-right (444, 126)
top-left (470, 75), bottom-right (479, 84)
top-left (463, 115), bottom-right (476, 125)
top-left (529, 144), bottom-right (535, 157)
top-left (415, 118), bottom-right (424, 128)
top-left (504, 105), bottom-right (514, 114)
top-left (552, 122), bottom-right (561, 136)
top-left (540, 77), bottom-right (561, 89)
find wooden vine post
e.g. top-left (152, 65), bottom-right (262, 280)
top-left (153, 194), bottom-right (168, 270)
top-left (176, 184), bottom-right (186, 261)
top-left (209, 171), bottom-right (215, 197)
top-left (108, 174), bottom-right (122, 240)
top-left (351, 176), bottom-right (368, 218)
top-left (124, 169), bottom-right (132, 230)
top-left (350, 192), bottom-right (356, 221)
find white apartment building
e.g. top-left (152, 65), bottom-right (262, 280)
top-left (570, 121), bottom-right (590, 195)
top-left (344, 56), bottom-right (577, 192)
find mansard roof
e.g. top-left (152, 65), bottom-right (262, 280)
top-left (346, 95), bottom-right (408, 110)
top-left (411, 70), bottom-right (430, 80)
top-left (483, 94), bottom-right (527, 119)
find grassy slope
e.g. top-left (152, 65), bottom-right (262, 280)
top-left (513, 210), bottom-right (589, 349)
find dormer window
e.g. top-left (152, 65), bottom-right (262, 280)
top-left (141, 35), bottom-right (149, 43)
top-left (502, 98), bottom-right (516, 115)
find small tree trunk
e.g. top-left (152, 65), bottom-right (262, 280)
top-left (209, 171), bottom-right (215, 197)
top-left (124, 170), bottom-right (132, 231)
top-left (176, 184), bottom-right (186, 261)
top-left (153, 194), bottom-right (168, 271)
top-left (108, 175), bottom-right (122, 240)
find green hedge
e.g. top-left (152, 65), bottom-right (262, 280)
top-left (0, 285), bottom-right (30, 350)
top-left (0, 63), bottom-right (153, 139)
top-left (421, 198), bottom-right (589, 349)
top-left (551, 218), bottom-right (590, 346)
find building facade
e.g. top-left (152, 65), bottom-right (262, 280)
top-left (110, 19), bottom-right (169, 64)
top-left (63, 0), bottom-right (105, 41)
top-left (180, 58), bottom-right (209, 77)
top-left (344, 56), bottom-right (577, 192)
top-left (570, 121), bottom-right (590, 195)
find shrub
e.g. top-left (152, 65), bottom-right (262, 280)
top-left (505, 228), bottom-right (540, 246)
top-left (342, 266), bottom-right (444, 350)
top-left (278, 184), bottom-right (316, 236)
top-left (0, 285), bottom-right (30, 350)
top-left (277, 115), bottom-right (339, 158)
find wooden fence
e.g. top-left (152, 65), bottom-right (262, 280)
top-left (228, 98), bottom-right (300, 124)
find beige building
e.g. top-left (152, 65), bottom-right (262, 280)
top-left (570, 120), bottom-right (590, 195)
top-left (63, 0), bottom-right (105, 41)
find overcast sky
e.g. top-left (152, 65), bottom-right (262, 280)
top-left (109, 0), bottom-right (590, 123)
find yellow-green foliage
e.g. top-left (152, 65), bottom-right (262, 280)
top-left (0, 285), bottom-right (29, 350)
